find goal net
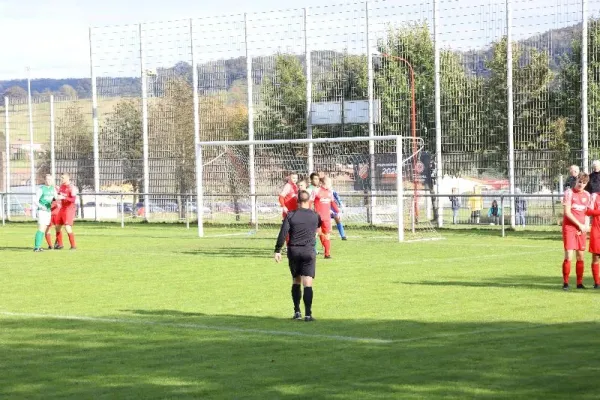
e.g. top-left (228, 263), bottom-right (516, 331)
top-left (196, 135), bottom-right (440, 242)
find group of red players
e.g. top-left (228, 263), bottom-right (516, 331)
top-left (279, 172), bottom-right (340, 259)
top-left (46, 174), bottom-right (78, 251)
top-left (562, 172), bottom-right (600, 290)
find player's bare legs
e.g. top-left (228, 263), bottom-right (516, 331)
top-left (592, 254), bottom-right (600, 289)
top-left (54, 224), bottom-right (64, 249)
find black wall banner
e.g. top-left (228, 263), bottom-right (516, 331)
top-left (353, 151), bottom-right (432, 191)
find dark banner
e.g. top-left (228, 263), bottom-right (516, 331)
top-left (353, 151), bottom-right (432, 191)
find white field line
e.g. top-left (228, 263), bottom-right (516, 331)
top-left (0, 311), bottom-right (563, 345)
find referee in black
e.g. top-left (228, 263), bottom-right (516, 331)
top-left (274, 190), bottom-right (322, 322)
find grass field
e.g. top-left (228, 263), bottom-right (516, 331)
top-left (1, 223), bottom-right (599, 399)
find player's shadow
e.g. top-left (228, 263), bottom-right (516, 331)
top-left (121, 309), bottom-right (207, 317)
top-left (179, 247), bottom-right (272, 258)
top-left (0, 246), bottom-right (35, 251)
top-left (400, 275), bottom-right (572, 291)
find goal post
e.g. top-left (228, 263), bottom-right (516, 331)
top-left (195, 135), bottom-right (439, 242)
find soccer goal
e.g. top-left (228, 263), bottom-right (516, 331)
top-left (195, 135), bottom-right (440, 242)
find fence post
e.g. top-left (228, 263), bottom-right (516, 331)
top-left (50, 95), bottom-right (56, 181)
top-left (120, 193), bottom-right (125, 228)
top-left (506, 0), bottom-right (516, 229)
top-left (139, 23), bottom-right (150, 222)
top-left (244, 13), bottom-right (257, 226)
top-left (501, 195), bottom-right (505, 237)
top-left (4, 96), bottom-right (9, 221)
top-left (582, 0), bottom-right (589, 171)
top-left (366, 1), bottom-right (376, 225)
top-left (434, 0), bottom-right (443, 228)
top-left (190, 18), bottom-right (203, 237)
top-left (89, 27), bottom-right (101, 222)
top-left (27, 68), bottom-right (36, 219)
top-left (304, 8), bottom-right (314, 174)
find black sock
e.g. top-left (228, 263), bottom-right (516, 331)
top-left (303, 286), bottom-right (313, 316)
top-left (291, 284), bottom-right (302, 313)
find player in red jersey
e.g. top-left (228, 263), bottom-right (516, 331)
top-left (44, 199), bottom-right (61, 249)
top-left (55, 173), bottom-right (78, 250)
top-left (585, 192), bottom-right (600, 289)
top-left (561, 172), bottom-right (590, 290)
top-left (311, 176), bottom-right (339, 259)
top-left (279, 173), bottom-right (299, 220)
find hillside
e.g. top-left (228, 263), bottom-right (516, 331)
top-left (0, 22), bottom-right (581, 100)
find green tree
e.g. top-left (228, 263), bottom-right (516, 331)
top-left (58, 84), bottom-right (78, 98)
top-left (2, 86), bottom-right (27, 99)
top-left (39, 105), bottom-right (94, 189)
top-left (99, 100), bottom-right (143, 195)
top-left (256, 54), bottom-right (306, 140)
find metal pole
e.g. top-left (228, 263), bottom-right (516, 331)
top-left (186, 195), bottom-right (190, 230)
top-left (304, 8), bottom-right (314, 174)
top-left (1, 193), bottom-right (4, 226)
top-left (90, 27), bottom-right (101, 222)
top-left (501, 195), bottom-right (505, 237)
top-left (366, 1), bottom-right (376, 225)
top-left (27, 68), bottom-right (36, 220)
top-left (396, 136), bottom-right (404, 242)
top-left (4, 96), bottom-right (10, 220)
top-left (582, 0), bottom-right (589, 172)
top-left (191, 18), bottom-right (203, 237)
top-left (245, 13), bottom-right (257, 225)
top-left (139, 23), bottom-right (150, 222)
top-left (196, 144), bottom-right (204, 237)
top-left (434, 0), bottom-right (443, 227)
top-left (506, 0), bottom-right (516, 229)
top-left (120, 193), bottom-right (125, 228)
top-left (49, 95), bottom-right (56, 181)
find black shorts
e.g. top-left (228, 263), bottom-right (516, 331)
top-left (287, 246), bottom-right (316, 278)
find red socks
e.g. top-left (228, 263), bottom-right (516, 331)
top-left (593, 263), bottom-right (600, 286)
top-left (319, 235), bottom-right (331, 257)
top-left (576, 261), bottom-right (584, 285)
top-left (56, 231), bottom-right (63, 246)
top-left (45, 233), bottom-right (52, 247)
top-left (68, 233), bottom-right (76, 249)
top-left (562, 260), bottom-right (571, 285)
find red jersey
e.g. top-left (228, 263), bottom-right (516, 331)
top-left (563, 188), bottom-right (590, 228)
top-left (58, 183), bottom-right (77, 210)
top-left (311, 187), bottom-right (339, 219)
top-left (587, 193), bottom-right (600, 253)
top-left (50, 199), bottom-right (61, 216)
top-left (279, 181), bottom-right (298, 209)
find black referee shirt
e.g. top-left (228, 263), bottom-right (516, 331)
top-left (274, 208), bottom-right (322, 253)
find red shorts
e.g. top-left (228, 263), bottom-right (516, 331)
top-left (50, 213), bottom-right (60, 226)
top-left (57, 208), bottom-right (76, 226)
top-left (320, 219), bottom-right (332, 235)
top-left (563, 225), bottom-right (586, 251)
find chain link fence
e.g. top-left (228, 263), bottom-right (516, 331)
top-left (1, 0), bottom-right (600, 227)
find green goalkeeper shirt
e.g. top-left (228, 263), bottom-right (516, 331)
top-left (37, 185), bottom-right (55, 212)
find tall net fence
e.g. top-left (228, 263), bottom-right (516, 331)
top-left (2, 0), bottom-right (600, 226)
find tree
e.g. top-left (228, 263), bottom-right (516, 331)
top-left (2, 86), bottom-right (27, 99)
top-left (99, 100), bottom-right (143, 196)
top-left (256, 54), bottom-right (306, 140)
top-left (38, 105), bottom-right (94, 189)
top-left (58, 84), bottom-right (78, 98)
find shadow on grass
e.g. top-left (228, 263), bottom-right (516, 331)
top-left (179, 247), bottom-right (272, 258)
top-left (400, 275), bottom-right (580, 291)
top-left (1, 311), bottom-right (599, 399)
top-left (0, 246), bottom-right (35, 251)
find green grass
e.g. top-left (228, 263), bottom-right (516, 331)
top-left (1, 223), bottom-right (599, 399)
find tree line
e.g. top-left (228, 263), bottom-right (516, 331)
top-left (33, 20), bottom-right (600, 195)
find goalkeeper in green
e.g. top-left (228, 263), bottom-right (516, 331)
top-left (34, 174), bottom-right (57, 252)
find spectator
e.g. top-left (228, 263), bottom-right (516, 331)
top-left (468, 185), bottom-right (483, 224)
top-left (515, 189), bottom-right (527, 227)
top-left (565, 165), bottom-right (580, 191)
top-left (449, 188), bottom-right (460, 224)
top-left (487, 199), bottom-right (502, 225)
top-left (585, 160), bottom-right (600, 194)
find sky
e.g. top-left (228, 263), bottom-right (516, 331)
top-left (0, 0), bottom-right (598, 80)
